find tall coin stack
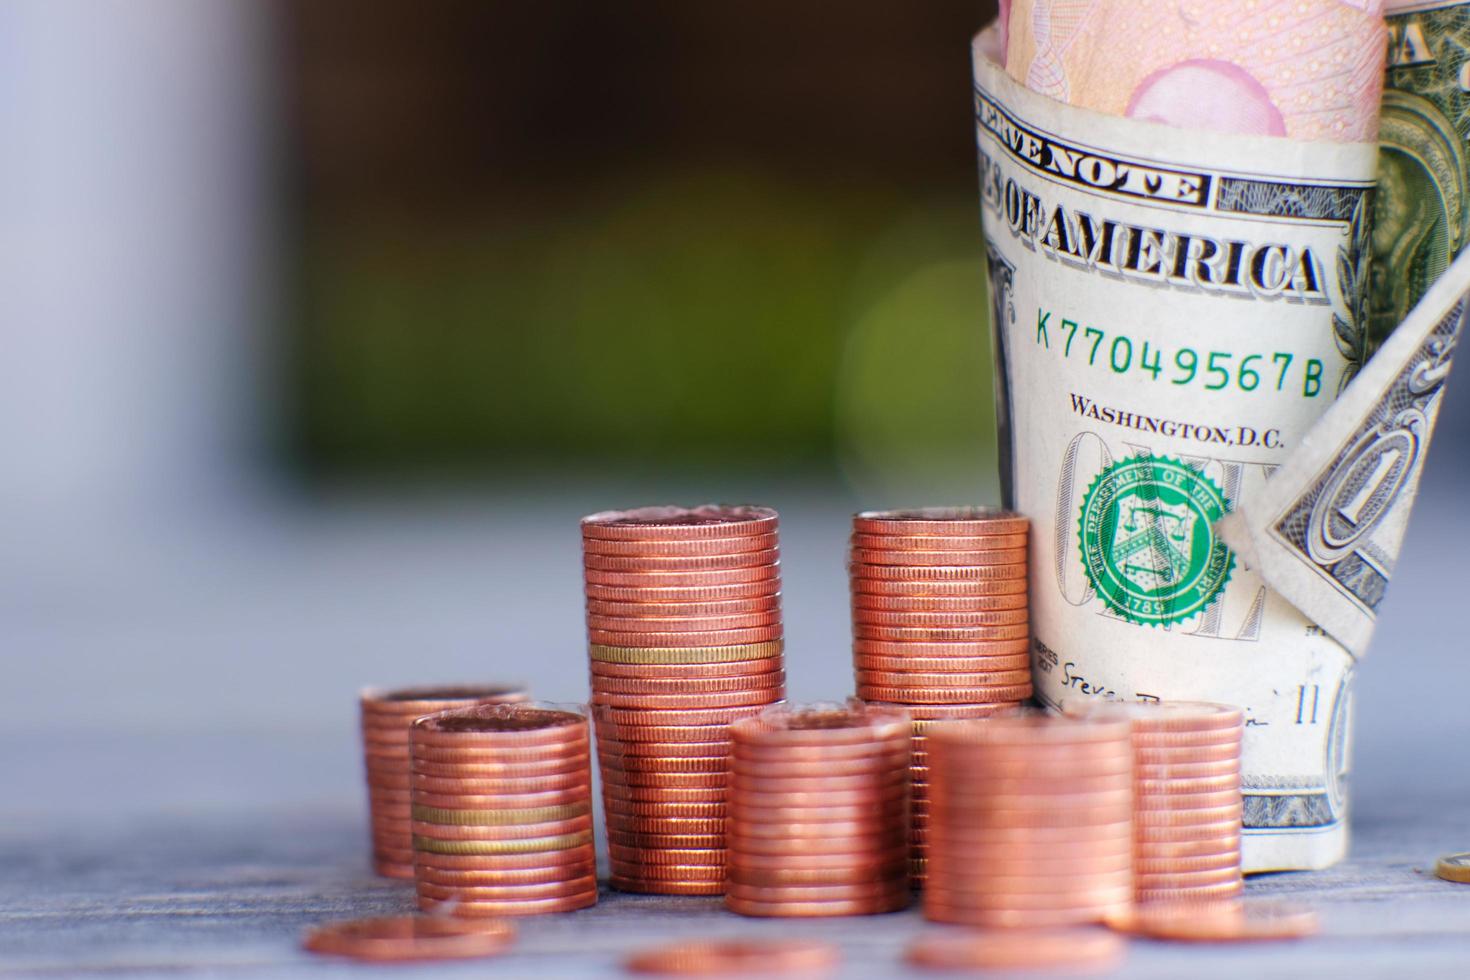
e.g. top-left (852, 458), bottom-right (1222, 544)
top-left (409, 703), bottom-right (598, 915)
top-left (1068, 701), bottom-right (1245, 906)
top-left (360, 684), bottom-right (527, 878)
top-left (726, 701), bottom-right (912, 917)
top-left (848, 508), bottom-right (1032, 882)
top-left (924, 713), bottom-right (1134, 927)
top-left (581, 506), bottom-right (787, 896)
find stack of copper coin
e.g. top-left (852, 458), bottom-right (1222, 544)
top-left (408, 703), bottom-right (597, 915)
top-left (924, 712), bottom-right (1134, 927)
top-left (1069, 701), bottom-right (1245, 905)
top-left (360, 684), bottom-right (527, 878)
top-left (848, 507), bottom-right (1032, 883)
top-left (581, 505), bottom-right (787, 896)
top-left (725, 701), bottom-right (912, 917)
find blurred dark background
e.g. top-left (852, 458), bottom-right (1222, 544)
top-left (285, 1), bottom-right (999, 492)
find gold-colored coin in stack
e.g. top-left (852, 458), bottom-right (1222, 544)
top-left (848, 507), bottom-right (1032, 884)
top-left (1068, 701), bottom-right (1245, 906)
top-left (581, 505), bottom-right (787, 896)
top-left (924, 712), bottom-right (1134, 928)
top-left (725, 701), bottom-right (912, 917)
top-left (360, 684), bottom-right (527, 878)
top-left (408, 703), bottom-right (597, 915)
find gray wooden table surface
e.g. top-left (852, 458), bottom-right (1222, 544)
top-left (5, 462), bottom-right (1470, 978)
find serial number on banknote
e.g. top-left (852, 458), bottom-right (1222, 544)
top-left (1035, 308), bottom-right (1325, 398)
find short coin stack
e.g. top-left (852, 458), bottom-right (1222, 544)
top-left (581, 505), bottom-right (787, 896)
top-left (408, 703), bottom-right (597, 915)
top-left (848, 507), bottom-right (1032, 883)
top-left (726, 701), bottom-right (912, 917)
top-left (360, 684), bottom-right (527, 878)
top-left (1070, 701), bottom-right (1245, 905)
top-left (924, 712), bottom-right (1134, 927)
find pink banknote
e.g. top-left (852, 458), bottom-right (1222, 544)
top-left (999, 0), bottom-right (1387, 143)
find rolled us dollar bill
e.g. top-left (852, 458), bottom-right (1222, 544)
top-left (972, 4), bottom-right (1386, 871)
top-left (1220, 3), bottom-right (1470, 660)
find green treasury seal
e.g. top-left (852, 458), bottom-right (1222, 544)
top-left (1078, 457), bottom-right (1234, 627)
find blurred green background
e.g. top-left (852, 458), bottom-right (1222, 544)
top-left (286, 1), bottom-right (1000, 499)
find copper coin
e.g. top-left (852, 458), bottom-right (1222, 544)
top-left (851, 563), bottom-right (1028, 582)
top-left (729, 757), bottom-right (909, 779)
top-left (726, 804), bottom-right (906, 826)
top-left (855, 624), bottom-right (1031, 642)
top-left (412, 830), bottom-right (594, 856)
top-left (1110, 900), bottom-right (1317, 942)
top-left (725, 882), bottom-right (910, 904)
top-left (415, 863), bottom-right (596, 887)
top-left (730, 746), bottom-right (909, 767)
top-left (586, 580), bottom-right (781, 602)
top-left (580, 505), bottom-right (779, 540)
top-left (1136, 852), bottom-right (1241, 874)
top-left (605, 831), bottom-right (725, 849)
top-left (596, 722), bottom-right (738, 742)
top-left (409, 790), bottom-right (591, 812)
top-left (411, 704), bottom-right (586, 743)
top-left (606, 862), bottom-right (726, 882)
top-left (922, 881), bottom-right (1132, 908)
top-left (852, 609), bottom-right (1030, 630)
top-left (624, 938), bottom-right (837, 975)
top-left (923, 903), bottom-right (1121, 929)
top-left (408, 742), bottom-right (589, 766)
top-left (1134, 879), bottom-right (1246, 902)
top-left (596, 750), bottom-right (730, 771)
top-left (601, 770), bottom-right (728, 789)
top-left (854, 592), bottom-right (1028, 612)
top-left (589, 627), bottom-right (785, 649)
top-left (1137, 775), bottom-right (1240, 795)
top-left (1133, 803), bottom-right (1243, 826)
top-left (1133, 744), bottom-right (1240, 763)
top-left (1136, 790), bottom-right (1242, 810)
top-left (914, 821), bottom-right (1133, 844)
top-left (905, 928), bottom-right (1122, 972)
top-left (602, 814), bottom-right (725, 833)
top-left (588, 593), bottom-right (780, 615)
top-left (591, 672), bottom-right (785, 694)
top-left (855, 669), bottom-right (1032, 688)
top-left (727, 862), bottom-right (908, 884)
top-left (854, 639), bottom-right (1030, 657)
top-left (608, 876), bottom-right (725, 896)
top-left (730, 702), bottom-right (912, 742)
top-left (582, 532), bottom-right (779, 557)
top-left (1134, 821), bottom-right (1243, 843)
top-left (854, 577), bottom-right (1028, 597)
top-left (416, 891), bottom-right (597, 917)
top-left (585, 612), bottom-right (784, 634)
top-left (725, 820), bottom-right (907, 842)
top-left (374, 858), bottom-right (415, 880)
top-left (851, 532), bottom-right (1028, 552)
top-left (410, 773), bottom-right (590, 795)
top-left (726, 846), bottom-right (905, 869)
top-left (607, 843), bottom-right (726, 865)
top-left (1069, 700), bottom-right (1244, 731)
top-left (933, 771), bottom-right (1137, 795)
top-left (1134, 761), bottom-right (1242, 779)
top-left (591, 661), bottom-right (782, 682)
top-left (585, 566), bottom-right (781, 587)
top-left (724, 893), bottom-right (909, 917)
top-left (857, 684), bottom-right (1033, 704)
top-left (603, 800), bottom-right (727, 818)
top-left (413, 845), bottom-right (595, 871)
top-left (849, 547), bottom-right (1028, 568)
top-left (596, 705), bottom-right (771, 727)
top-left (602, 785), bottom-right (727, 804)
top-left (583, 548), bottom-right (780, 572)
top-left (926, 713), bottom-right (1130, 745)
top-left (591, 688), bottom-right (782, 710)
top-left (854, 508), bottom-right (1027, 535)
top-left (417, 876), bottom-right (597, 902)
top-left (1130, 730), bottom-right (1244, 750)
top-left (921, 850), bottom-right (1133, 875)
top-left (732, 773), bottom-right (908, 795)
top-left (1133, 866), bottom-right (1243, 888)
top-left (302, 916), bottom-right (515, 962)
top-left (730, 784), bottom-right (907, 807)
